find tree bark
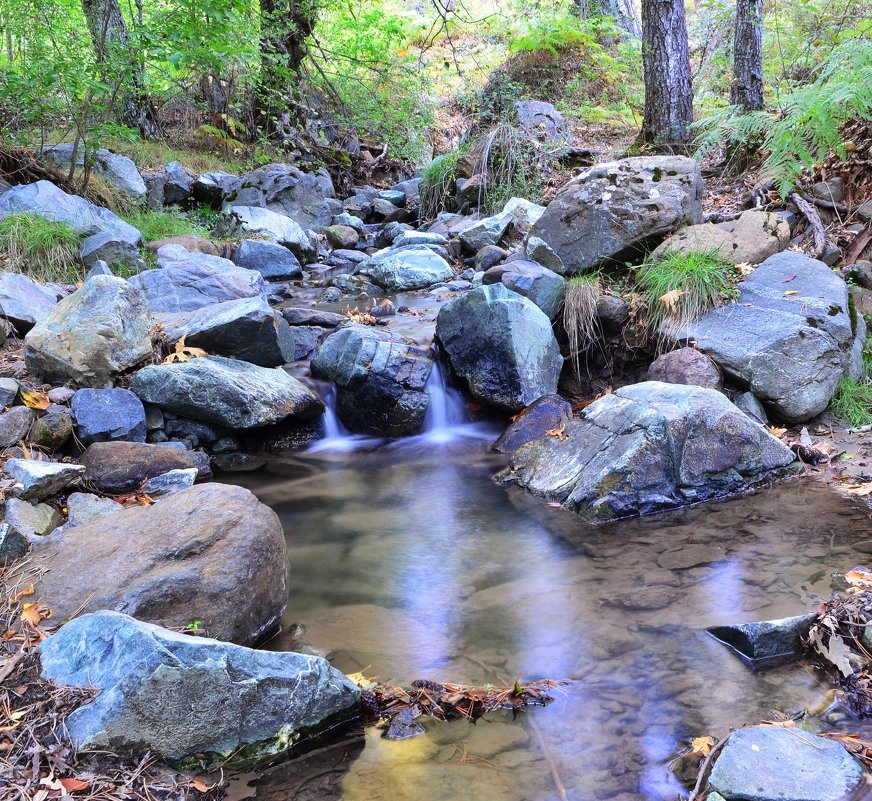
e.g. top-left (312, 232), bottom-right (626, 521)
top-left (638, 0), bottom-right (693, 145)
top-left (575, 0), bottom-right (642, 37)
top-left (731, 0), bottom-right (763, 112)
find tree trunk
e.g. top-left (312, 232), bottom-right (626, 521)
top-left (731, 0), bottom-right (763, 113)
top-left (81, 0), bottom-right (160, 138)
top-left (575, 0), bottom-right (641, 37)
top-left (256, 0), bottom-right (319, 134)
top-left (638, 0), bottom-right (693, 146)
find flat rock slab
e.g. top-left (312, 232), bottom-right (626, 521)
top-left (5, 459), bottom-right (85, 501)
top-left (39, 611), bottom-right (359, 766)
top-left (497, 381), bottom-right (797, 522)
top-left (709, 726), bottom-right (863, 801)
top-left (368, 248), bottom-right (454, 291)
top-left (16, 483), bottom-right (288, 645)
top-left (80, 441), bottom-right (211, 493)
top-left (707, 614), bottom-right (817, 664)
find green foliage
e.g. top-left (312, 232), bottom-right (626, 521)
top-left (419, 142), bottom-right (469, 220)
top-left (636, 249), bottom-right (739, 348)
top-left (510, 12), bottom-right (598, 56)
top-left (830, 376), bottom-right (872, 427)
top-left (0, 213), bottom-right (81, 283)
top-left (120, 208), bottom-right (212, 244)
top-left (695, 40), bottom-right (872, 195)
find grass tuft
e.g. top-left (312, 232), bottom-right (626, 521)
top-left (830, 376), bottom-right (872, 427)
top-left (0, 213), bottom-right (82, 282)
top-left (563, 271), bottom-right (602, 379)
top-left (119, 208), bottom-right (212, 244)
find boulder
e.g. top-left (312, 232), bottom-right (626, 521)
top-left (4, 497), bottom-right (62, 538)
top-left (41, 145), bottom-right (146, 203)
top-left (492, 394), bottom-right (573, 454)
top-left (516, 100), bottom-right (568, 141)
top-left (4, 459), bottom-right (85, 501)
top-left (156, 297), bottom-right (296, 368)
top-left (39, 611), bottom-right (359, 765)
top-left (282, 307), bottom-right (346, 327)
top-left (28, 405), bottom-right (73, 450)
top-left (647, 347), bottom-right (723, 391)
top-left (0, 406), bottom-right (35, 447)
top-left (226, 206), bottom-right (317, 262)
top-left (71, 388), bottom-right (147, 445)
top-left (459, 198), bottom-right (546, 252)
top-left (368, 248), bottom-right (454, 292)
top-left (681, 252), bottom-right (855, 422)
top-left (0, 180), bottom-right (141, 245)
top-left (734, 391), bottom-right (768, 425)
top-left (81, 441), bottom-right (210, 493)
top-left (129, 245), bottom-right (265, 313)
top-left (24, 276), bottom-right (152, 388)
top-left (311, 324), bottom-right (433, 437)
top-left (232, 239), bottom-right (302, 280)
top-left (325, 224), bottom-right (359, 249)
top-left (707, 614), bottom-right (817, 664)
top-left (285, 325), bottom-right (328, 361)
top-left (436, 284), bottom-right (562, 411)
top-left (482, 259), bottom-right (565, 320)
top-left (708, 726), bottom-right (862, 801)
top-left (18, 483), bottom-right (289, 645)
top-left (142, 170), bottom-right (167, 209)
top-left (163, 161), bottom-right (195, 204)
top-left (651, 210), bottom-right (790, 265)
top-left (0, 272), bottom-right (58, 333)
top-left (496, 382), bottom-right (797, 522)
top-left (129, 356), bottom-right (324, 429)
top-left (80, 233), bottom-right (147, 273)
top-left (224, 163), bottom-right (336, 231)
top-left (528, 156), bottom-right (703, 274)
top-left (192, 171), bottom-right (240, 206)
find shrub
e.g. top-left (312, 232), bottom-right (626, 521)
top-left (830, 376), bottom-right (872, 427)
top-left (0, 213), bottom-right (81, 282)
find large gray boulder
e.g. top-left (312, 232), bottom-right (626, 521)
top-left (311, 324), bottom-right (433, 437)
top-left (81, 441), bottom-right (211, 493)
top-left (80, 232), bottom-right (147, 273)
top-left (682, 252), bottom-right (856, 422)
top-left (71, 388), bottom-right (147, 445)
top-left (156, 297), bottom-right (296, 368)
top-left (163, 161), bottom-right (195, 204)
top-left (496, 381), bottom-right (797, 522)
top-left (0, 180), bottom-right (141, 245)
top-left (482, 259), bottom-right (565, 320)
top-left (39, 611), bottom-right (359, 766)
top-left (436, 284), bottom-right (562, 411)
top-left (528, 156), bottom-right (703, 274)
top-left (129, 245), bottom-right (265, 313)
top-left (192, 171), bottom-right (241, 206)
top-left (368, 248), bottom-right (454, 291)
top-left (708, 726), bottom-right (863, 801)
top-left (232, 238), bottom-right (302, 280)
top-left (225, 163), bottom-right (337, 231)
top-left (226, 206), bottom-right (317, 263)
top-left (0, 272), bottom-right (57, 334)
top-left (17, 483), bottom-right (288, 645)
top-left (129, 356), bottom-right (324, 428)
top-left (24, 276), bottom-right (152, 387)
top-left (459, 197), bottom-right (546, 252)
top-left (41, 145), bottom-right (147, 204)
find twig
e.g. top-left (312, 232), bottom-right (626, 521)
top-left (688, 735), bottom-right (729, 800)
top-left (791, 192), bottom-right (828, 258)
top-left (800, 193), bottom-right (855, 215)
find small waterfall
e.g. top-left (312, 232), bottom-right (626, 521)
top-left (309, 387), bottom-right (364, 453)
top-left (321, 388), bottom-right (344, 439)
top-left (422, 359), bottom-right (468, 442)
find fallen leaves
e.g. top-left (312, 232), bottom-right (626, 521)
top-left (343, 305), bottom-right (378, 325)
top-left (546, 424), bottom-right (568, 441)
top-left (689, 735), bottom-right (716, 757)
top-left (163, 335), bottom-right (208, 364)
top-left (18, 387), bottom-right (49, 410)
top-left (659, 288), bottom-right (685, 312)
top-left (845, 567), bottom-right (872, 590)
top-left (20, 603), bottom-right (51, 628)
top-left (736, 262), bottom-right (754, 276)
top-left (113, 492), bottom-right (155, 506)
top-left (784, 290), bottom-right (798, 296)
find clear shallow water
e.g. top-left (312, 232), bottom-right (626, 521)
top-left (232, 435), bottom-right (872, 801)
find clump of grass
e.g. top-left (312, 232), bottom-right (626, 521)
top-left (0, 213), bottom-right (82, 282)
top-left (120, 207), bottom-right (212, 244)
top-left (563, 271), bottom-right (602, 379)
top-left (636, 248), bottom-right (739, 349)
top-left (419, 143), bottom-right (469, 221)
top-left (830, 376), bottom-right (872, 427)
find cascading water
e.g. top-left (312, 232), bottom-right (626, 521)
top-left (420, 358), bottom-right (472, 443)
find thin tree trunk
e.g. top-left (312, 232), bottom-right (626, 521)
top-left (638, 0), bottom-right (693, 145)
top-left (575, 0), bottom-right (641, 37)
top-left (81, 0), bottom-right (160, 138)
top-left (731, 0), bottom-right (763, 112)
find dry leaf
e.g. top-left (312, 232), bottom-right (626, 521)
top-left (659, 288), bottom-right (685, 312)
top-left (768, 426), bottom-right (787, 438)
top-left (163, 335), bottom-right (208, 364)
top-left (736, 262), bottom-right (754, 276)
top-left (190, 778), bottom-right (213, 792)
top-left (690, 735), bottom-right (716, 757)
top-left (59, 778), bottom-right (91, 793)
top-left (18, 387), bottom-right (49, 410)
top-left (10, 582), bottom-right (34, 603)
top-left (20, 603), bottom-right (51, 627)
top-left (845, 567), bottom-right (872, 588)
top-left (546, 425), bottom-right (568, 441)
top-left (784, 290), bottom-right (798, 296)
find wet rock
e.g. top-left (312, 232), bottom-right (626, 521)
top-left (369, 248), bottom-right (454, 292)
top-left (656, 544), bottom-right (726, 570)
top-left (81, 441), bottom-right (210, 493)
top-left (436, 284), bottom-right (562, 412)
top-left (384, 708), bottom-right (425, 741)
top-left (682, 252), bottom-right (855, 422)
top-left (25, 276), bottom-right (152, 388)
top-left (71, 388), bottom-right (147, 445)
top-left (529, 157), bottom-right (703, 274)
top-left (39, 611), bottom-right (359, 765)
top-left (129, 356), bottom-right (324, 429)
top-left (232, 239), bottom-right (302, 280)
top-left (140, 467), bottom-right (198, 496)
top-left (164, 417), bottom-right (221, 444)
top-left (163, 161), bottom-right (195, 204)
top-left (311, 324), bottom-right (433, 437)
top-left (492, 394), bottom-right (573, 454)
top-left (5, 459), bottom-right (85, 501)
top-left (0, 406), bottom-right (35, 447)
top-left (496, 381), bottom-right (797, 522)
top-left (707, 613), bottom-right (817, 664)
top-left (28, 405), bottom-right (73, 450)
top-left (483, 259), bottom-right (565, 320)
top-left (0, 524), bottom-right (28, 565)
top-left (316, 287), bottom-right (343, 304)
top-left (647, 348), bottom-right (723, 392)
top-left (0, 272), bottom-right (58, 334)
top-left (285, 325), bottom-right (328, 361)
top-left (211, 452), bottom-right (265, 472)
top-left (226, 206), bottom-right (317, 263)
top-left (325, 224), bottom-right (359, 249)
top-left (708, 725), bottom-right (862, 801)
top-left (156, 297), bottom-right (296, 368)
top-left (0, 180), bottom-right (141, 245)
top-left (41, 145), bottom-right (146, 203)
top-left (22, 483), bottom-right (289, 645)
top-left (4, 498), bottom-right (62, 538)
top-left (80, 232), bottom-right (147, 273)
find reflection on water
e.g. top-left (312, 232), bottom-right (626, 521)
top-left (234, 435), bottom-right (872, 801)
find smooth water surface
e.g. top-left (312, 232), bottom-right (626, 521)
top-left (233, 435), bottom-right (872, 801)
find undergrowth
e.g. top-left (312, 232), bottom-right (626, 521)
top-left (120, 207), bottom-right (212, 244)
top-left (830, 376), bottom-right (872, 427)
top-left (419, 143), bottom-right (469, 221)
top-left (564, 271), bottom-right (602, 379)
top-left (0, 213), bottom-right (81, 282)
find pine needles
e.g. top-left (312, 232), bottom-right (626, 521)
top-left (0, 213), bottom-right (81, 283)
top-left (563, 271), bottom-right (602, 379)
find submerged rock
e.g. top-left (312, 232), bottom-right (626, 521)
top-left (311, 324), bottom-right (433, 437)
top-left (20, 483), bottom-right (288, 645)
top-left (496, 381), bottom-right (797, 522)
top-left (436, 284), bottom-right (562, 412)
top-left (39, 611), bottom-right (359, 766)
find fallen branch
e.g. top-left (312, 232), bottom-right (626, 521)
top-left (845, 221), bottom-right (872, 268)
top-left (791, 192), bottom-right (828, 258)
top-left (800, 193), bottom-right (855, 215)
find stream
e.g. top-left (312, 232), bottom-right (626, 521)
top-left (227, 354), bottom-right (872, 801)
